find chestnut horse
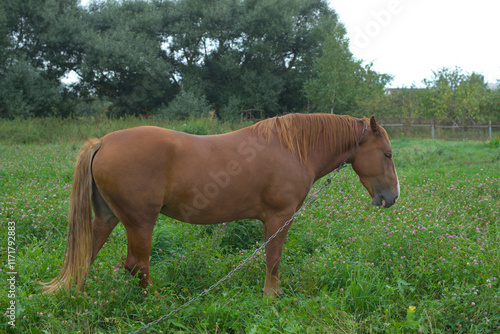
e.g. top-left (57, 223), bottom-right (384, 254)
top-left (42, 113), bottom-right (399, 297)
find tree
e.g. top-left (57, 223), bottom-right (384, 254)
top-left (483, 81), bottom-right (500, 120)
top-left (353, 62), bottom-right (392, 117)
top-left (303, 25), bottom-right (357, 113)
top-left (44, 0), bottom-right (340, 118)
top-left (424, 67), bottom-right (489, 122)
top-left (166, 0), bottom-right (339, 117)
top-left (0, 0), bottom-right (81, 118)
top-left (304, 26), bottom-right (392, 115)
top-left (70, 0), bottom-right (177, 116)
top-left (0, 57), bottom-right (63, 118)
top-left (379, 87), bottom-right (428, 120)
top-left (1, 0), bottom-right (388, 119)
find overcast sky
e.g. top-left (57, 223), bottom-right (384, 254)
top-left (329, 0), bottom-right (500, 87)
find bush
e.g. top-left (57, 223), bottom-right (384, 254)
top-left (155, 90), bottom-right (211, 120)
top-left (0, 58), bottom-right (63, 119)
top-left (487, 137), bottom-right (499, 148)
top-left (218, 97), bottom-right (244, 122)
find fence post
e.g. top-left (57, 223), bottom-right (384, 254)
top-left (431, 119), bottom-right (435, 139)
top-left (489, 119), bottom-right (492, 141)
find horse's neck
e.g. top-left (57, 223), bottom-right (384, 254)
top-left (308, 127), bottom-right (360, 181)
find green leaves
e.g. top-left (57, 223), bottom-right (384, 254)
top-left (304, 26), bottom-right (392, 114)
top-left (427, 67), bottom-right (490, 121)
top-left (0, 0), bottom-right (347, 118)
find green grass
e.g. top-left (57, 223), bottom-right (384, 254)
top-left (1, 120), bottom-right (499, 333)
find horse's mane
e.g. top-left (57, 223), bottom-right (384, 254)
top-left (251, 113), bottom-right (369, 161)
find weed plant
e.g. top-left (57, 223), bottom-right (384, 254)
top-left (1, 119), bottom-right (499, 333)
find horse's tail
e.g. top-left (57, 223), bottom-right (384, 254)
top-left (41, 138), bottom-right (101, 293)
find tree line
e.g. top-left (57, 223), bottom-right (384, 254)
top-left (368, 67), bottom-right (500, 123)
top-left (1, 0), bottom-right (498, 122)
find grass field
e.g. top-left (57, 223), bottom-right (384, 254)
top-left (1, 118), bottom-right (499, 333)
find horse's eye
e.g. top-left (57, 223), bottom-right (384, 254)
top-left (384, 153), bottom-right (392, 159)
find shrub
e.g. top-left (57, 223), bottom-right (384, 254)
top-left (155, 90), bottom-right (211, 120)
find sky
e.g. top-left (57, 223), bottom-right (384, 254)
top-left (329, 0), bottom-right (500, 87)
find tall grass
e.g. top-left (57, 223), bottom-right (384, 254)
top-left (0, 116), bottom-right (251, 145)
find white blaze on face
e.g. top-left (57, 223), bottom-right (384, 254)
top-left (395, 166), bottom-right (400, 199)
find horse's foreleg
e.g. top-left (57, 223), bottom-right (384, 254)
top-left (263, 212), bottom-right (294, 298)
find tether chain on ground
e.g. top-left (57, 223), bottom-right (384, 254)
top-left (130, 126), bottom-right (367, 333)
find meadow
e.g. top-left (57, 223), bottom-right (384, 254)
top-left (1, 118), bottom-right (499, 333)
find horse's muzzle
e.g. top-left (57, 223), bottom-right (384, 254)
top-left (371, 193), bottom-right (398, 208)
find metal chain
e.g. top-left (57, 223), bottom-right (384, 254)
top-left (129, 126), bottom-right (368, 333)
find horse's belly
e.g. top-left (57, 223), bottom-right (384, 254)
top-left (161, 175), bottom-right (263, 224)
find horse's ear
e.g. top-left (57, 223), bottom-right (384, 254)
top-left (370, 115), bottom-right (378, 132)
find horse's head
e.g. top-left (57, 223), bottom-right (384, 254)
top-left (350, 116), bottom-right (399, 208)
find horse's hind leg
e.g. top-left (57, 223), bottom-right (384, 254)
top-left (93, 182), bottom-right (160, 288)
top-left (91, 216), bottom-right (119, 263)
top-left (91, 185), bottom-right (119, 263)
top-left (123, 222), bottom-right (156, 288)
top-left (113, 203), bottom-right (159, 288)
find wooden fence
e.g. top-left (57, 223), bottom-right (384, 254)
top-left (377, 118), bottom-right (500, 141)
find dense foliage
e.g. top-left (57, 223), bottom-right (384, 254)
top-left (1, 0), bottom-right (498, 122)
top-left (372, 67), bottom-right (500, 122)
top-left (1, 0), bottom-right (378, 119)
